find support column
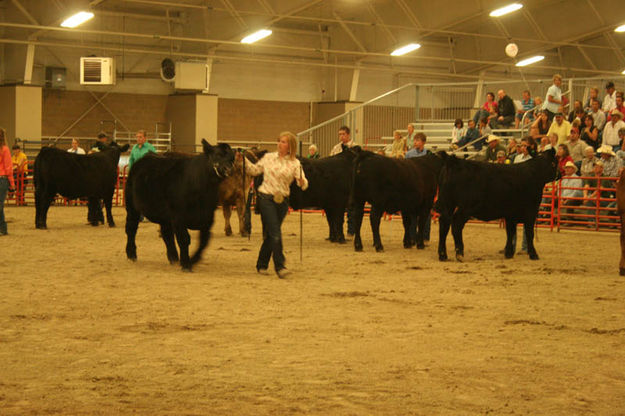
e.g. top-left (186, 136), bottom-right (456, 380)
top-left (0, 85), bottom-right (42, 146)
top-left (166, 93), bottom-right (218, 152)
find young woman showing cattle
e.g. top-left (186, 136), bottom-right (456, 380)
top-left (245, 132), bottom-right (308, 279)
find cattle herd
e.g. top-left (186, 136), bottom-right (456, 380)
top-left (33, 141), bottom-right (625, 274)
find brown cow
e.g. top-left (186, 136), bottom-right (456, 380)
top-left (617, 169), bottom-right (625, 275)
top-left (218, 155), bottom-right (253, 237)
top-left (218, 150), bottom-right (264, 237)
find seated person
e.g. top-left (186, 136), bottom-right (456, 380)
top-left (559, 161), bottom-right (583, 219)
top-left (67, 138), bottom-right (86, 154)
top-left (567, 127), bottom-right (587, 163)
top-left (485, 135), bottom-right (506, 162)
top-left (538, 136), bottom-right (552, 153)
top-left (506, 138), bottom-right (519, 162)
top-left (390, 130), bottom-right (406, 158)
top-left (582, 161), bottom-right (616, 226)
top-left (584, 87), bottom-right (602, 112)
top-left (405, 133), bottom-right (430, 159)
top-left (546, 109), bottom-right (572, 145)
top-left (490, 89), bottom-right (516, 129)
top-left (513, 138), bottom-right (532, 164)
top-left (515, 90), bottom-right (535, 128)
top-left (568, 100), bottom-right (584, 123)
top-left (580, 114), bottom-right (600, 150)
top-left (451, 119), bottom-right (466, 147)
top-left (495, 150), bottom-right (509, 164)
top-left (557, 144), bottom-right (574, 177)
top-left (616, 128), bottom-right (625, 163)
top-left (580, 147), bottom-right (598, 177)
top-left (472, 92), bottom-right (498, 125)
top-left (455, 119), bottom-right (480, 150)
top-left (597, 145), bottom-right (622, 177)
top-left (307, 144), bottom-right (320, 159)
top-left (533, 97), bottom-right (543, 119)
top-left (531, 110), bottom-right (551, 140)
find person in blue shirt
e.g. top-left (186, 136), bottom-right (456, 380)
top-left (405, 132), bottom-right (432, 243)
top-left (128, 130), bottom-right (156, 170)
top-left (516, 90), bottom-right (535, 128)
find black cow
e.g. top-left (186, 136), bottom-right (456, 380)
top-left (125, 140), bottom-right (234, 272)
top-left (289, 146), bottom-right (356, 243)
top-left (34, 141), bottom-right (129, 229)
top-left (350, 149), bottom-right (442, 252)
top-left (435, 148), bottom-right (558, 261)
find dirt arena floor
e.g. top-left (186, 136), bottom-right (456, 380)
top-left (1, 205), bottom-right (624, 415)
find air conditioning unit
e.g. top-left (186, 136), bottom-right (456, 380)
top-left (80, 57), bottom-right (116, 85)
top-left (174, 62), bottom-right (208, 91)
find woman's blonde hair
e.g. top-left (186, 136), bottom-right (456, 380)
top-left (279, 131), bottom-right (298, 160)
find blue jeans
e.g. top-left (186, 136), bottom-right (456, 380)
top-left (257, 193), bottom-right (289, 271)
top-left (0, 176), bottom-right (8, 234)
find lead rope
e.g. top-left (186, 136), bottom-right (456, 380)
top-left (299, 141), bottom-right (303, 264)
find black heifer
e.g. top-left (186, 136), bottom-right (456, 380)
top-left (350, 149), bottom-right (442, 252)
top-left (125, 140), bottom-right (234, 272)
top-left (435, 148), bottom-right (558, 262)
top-left (289, 146), bottom-right (356, 243)
top-left (34, 142), bottom-right (129, 229)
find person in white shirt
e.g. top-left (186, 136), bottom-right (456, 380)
top-left (67, 138), bottom-right (86, 155)
top-left (602, 81), bottom-right (617, 114)
top-left (513, 138), bottom-right (532, 164)
top-left (245, 131), bottom-right (308, 279)
top-left (330, 126), bottom-right (354, 156)
top-left (542, 73), bottom-right (563, 121)
top-left (602, 110), bottom-right (625, 151)
top-left (559, 161), bottom-right (583, 220)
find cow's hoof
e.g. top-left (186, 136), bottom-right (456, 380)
top-left (225, 228), bottom-right (232, 236)
top-left (439, 253), bottom-right (448, 261)
top-left (167, 255), bottom-right (179, 264)
top-left (181, 266), bottom-right (193, 273)
top-left (127, 256), bottom-right (137, 262)
top-left (337, 239), bottom-right (347, 244)
top-left (529, 253), bottom-right (539, 260)
top-left (108, 222), bottom-right (116, 228)
top-left (354, 244), bottom-right (363, 252)
top-left (240, 232), bottom-right (249, 238)
top-left (375, 245), bottom-right (384, 252)
top-left (456, 254), bottom-right (464, 262)
top-left (403, 242), bottom-right (412, 249)
top-left (90, 221), bottom-right (99, 227)
top-left (620, 267), bottom-right (625, 276)
top-left (416, 243), bottom-right (425, 250)
top-left (35, 225), bottom-right (46, 230)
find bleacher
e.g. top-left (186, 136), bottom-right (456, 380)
top-left (378, 120), bottom-right (525, 159)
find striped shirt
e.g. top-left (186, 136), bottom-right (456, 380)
top-left (246, 152), bottom-right (308, 197)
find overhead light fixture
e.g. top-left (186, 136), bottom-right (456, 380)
top-left (615, 24), bottom-right (625, 33)
top-left (622, 69), bottom-right (625, 74)
top-left (391, 43), bottom-right (421, 56)
top-left (60, 11), bottom-right (94, 28)
top-left (241, 29), bottom-right (272, 44)
top-left (489, 3), bottom-right (523, 17)
top-left (516, 55), bottom-right (544, 67)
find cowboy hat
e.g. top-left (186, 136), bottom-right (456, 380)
top-left (597, 145), bottom-right (616, 157)
top-left (563, 161), bottom-right (578, 172)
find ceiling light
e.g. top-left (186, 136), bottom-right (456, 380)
top-left (489, 3), bottom-right (523, 17)
top-left (516, 55), bottom-right (544, 67)
top-left (241, 29), bottom-right (272, 44)
top-left (622, 69), bottom-right (625, 74)
top-left (60, 11), bottom-right (94, 28)
top-left (616, 24), bottom-right (625, 33)
top-left (391, 43), bottom-right (421, 56)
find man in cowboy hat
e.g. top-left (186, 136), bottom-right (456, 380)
top-left (603, 109), bottom-right (625, 151)
top-left (546, 107), bottom-right (571, 146)
top-left (597, 144), bottom-right (622, 177)
top-left (485, 135), bottom-right (506, 162)
top-left (560, 161), bottom-right (583, 220)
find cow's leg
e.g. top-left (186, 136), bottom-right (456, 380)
top-left (35, 185), bottom-right (45, 229)
top-left (223, 205), bottom-right (233, 236)
top-left (369, 206), bottom-right (384, 252)
top-left (352, 201), bottom-right (365, 252)
top-left (174, 223), bottom-right (192, 272)
top-left (190, 226), bottom-right (211, 265)
top-left (620, 216), bottom-right (625, 275)
top-left (236, 197), bottom-right (248, 237)
top-left (415, 207), bottom-right (429, 250)
top-left (36, 189), bottom-right (55, 229)
top-left (335, 208), bottom-right (346, 243)
top-left (160, 222), bottom-right (179, 264)
top-left (438, 213), bottom-right (451, 261)
top-left (524, 219), bottom-right (539, 260)
top-left (125, 210), bottom-right (140, 261)
top-left (401, 211), bottom-right (413, 248)
top-left (451, 211), bottom-right (469, 261)
top-left (324, 208), bottom-right (337, 242)
top-left (504, 218), bottom-right (517, 259)
top-left (103, 195), bottom-right (115, 227)
top-left (87, 197), bottom-right (100, 226)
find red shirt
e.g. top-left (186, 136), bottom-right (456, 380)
top-left (558, 155), bottom-right (573, 177)
top-left (0, 145), bottom-right (16, 189)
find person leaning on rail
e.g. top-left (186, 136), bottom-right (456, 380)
top-left (0, 127), bottom-right (16, 236)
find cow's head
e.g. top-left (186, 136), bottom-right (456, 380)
top-left (202, 139), bottom-right (235, 178)
top-left (106, 141), bottom-right (130, 153)
top-left (539, 147), bottom-right (559, 181)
